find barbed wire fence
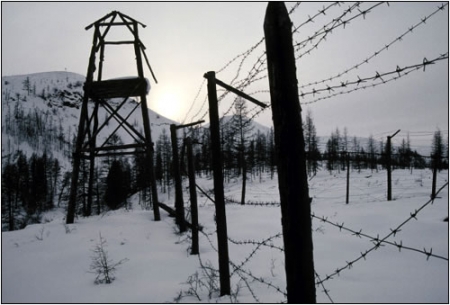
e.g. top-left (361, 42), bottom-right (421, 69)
top-left (171, 2), bottom-right (448, 303)
top-left (174, 177), bottom-right (448, 303)
top-left (183, 1), bottom-right (448, 137)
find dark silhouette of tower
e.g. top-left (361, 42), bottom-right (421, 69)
top-left (66, 11), bottom-right (160, 223)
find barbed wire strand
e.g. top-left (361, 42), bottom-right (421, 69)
top-left (208, 3), bottom-right (387, 120)
top-left (299, 3), bottom-right (448, 90)
top-left (311, 213), bottom-right (448, 261)
top-left (315, 182), bottom-right (449, 286)
top-left (182, 78), bottom-right (206, 124)
top-left (295, 2), bottom-right (386, 57)
top-left (302, 53), bottom-right (448, 105)
top-left (294, 2), bottom-right (363, 54)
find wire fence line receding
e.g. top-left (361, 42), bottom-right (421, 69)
top-left (302, 52), bottom-right (448, 105)
top-left (189, 170), bottom-right (448, 302)
top-left (174, 3), bottom-right (448, 301)
top-left (183, 2), bottom-right (448, 128)
top-left (314, 182), bottom-right (449, 287)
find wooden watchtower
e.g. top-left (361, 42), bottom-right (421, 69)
top-left (66, 11), bottom-right (160, 223)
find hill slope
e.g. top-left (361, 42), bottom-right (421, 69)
top-left (2, 71), bottom-right (177, 171)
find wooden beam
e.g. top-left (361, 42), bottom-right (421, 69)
top-left (89, 78), bottom-right (148, 99)
top-left (85, 10), bottom-right (146, 31)
top-left (97, 22), bottom-right (135, 27)
top-left (100, 100), bottom-right (146, 143)
top-left (214, 78), bottom-right (267, 108)
top-left (103, 40), bottom-right (135, 45)
top-left (95, 151), bottom-right (146, 158)
top-left (157, 202), bottom-right (202, 231)
top-left (141, 45), bottom-right (158, 84)
top-left (118, 11), bottom-right (146, 28)
top-left (95, 143), bottom-right (145, 152)
top-left (85, 11), bottom-right (117, 30)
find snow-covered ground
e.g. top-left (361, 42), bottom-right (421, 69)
top-left (2, 168), bottom-right (448, 303)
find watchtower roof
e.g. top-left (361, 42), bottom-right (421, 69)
top-left (85, 10), bottom-right (146, 31)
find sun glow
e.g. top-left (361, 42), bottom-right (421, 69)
top-left (155, 91), bottom-right (183, 122)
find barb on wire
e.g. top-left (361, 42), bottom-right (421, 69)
top-left (220, 38), bottom-right (266, 88)
top-left (300, 53), bottom-right (449, 97)
top-left (216, 2), bottom-right (337, 100)
top-left (302, 53), bottom-right (448, 105)
top-left (189, 94), bottom-right (209, 123)
top-left (295, 3), bottom-right (386, 60)
top-left (299, 3), bottom-right (448, 90)
top-left (230, 244), bottom-right (261, 277)
top-left (312, 213), bottom-right (448, 261)
top-left (228, 233), bottom-right (284, 253)
top-left (288, 2), bottom-right (302, 15)
top-left (228, 260), bottom-right (287, 297)
top-left (182, 78), bottom-right (206, 124)
top-left (294, 2), bottom-right (360, 50)
top-left (315, 271), bottom-right (334, 303)
top-left (198, 223), bottom-right (287, 300)
top-left (292, 2), bottom-right (341, 35)
top-left (316, 182), bottom-right (449, 286)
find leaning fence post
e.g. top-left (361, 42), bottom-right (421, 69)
top-left (264, 2), bottom-right (316, 303)
top-left (204, 71), bottom-right (231, 296)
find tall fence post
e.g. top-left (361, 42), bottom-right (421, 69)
top-left (431, 156), bottom-right (438, 199)
top-left (186, 137), bottom-right (199, 255)
top-left (264, 2), bottom-right (316, 303)
top-left (170, 124), bottom-right (186, 233)
top-left (387, 129), bottom-right (400, 201)
top-left (204, 71), bottom-right (231, 296)
top-left (346, 152), bottom-right (350, 204)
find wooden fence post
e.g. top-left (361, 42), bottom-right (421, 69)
top-left (186, 137), bottom-right (199, 255)
top-left (204, 71), bottom-right (231, 296)
top-left (264, 2), bottom-right (316, 303)
top-left (431, 156), bottom-right (438, 199)
top-left (387, 129), bottom-right (400, 201)
top-left (346, 152), bottom-right (350, 204)
top-left (170, 124), bottom-right (186, 233)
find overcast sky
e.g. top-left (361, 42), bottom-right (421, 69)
top-left (2, 2), bottom-right (448, 149)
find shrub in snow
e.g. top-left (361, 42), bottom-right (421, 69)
top-left (89, 232), bottom-right (128, 284)
top-left (34, 226), bottom-right (45, 241)
top-left (175, 260), bottom-right (220, 302)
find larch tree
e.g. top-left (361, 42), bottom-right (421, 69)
top-left (303, 110), bottom-right (320, 176)
top-left (431, 128), bottom-right (445, 171)
top-left (230, 97), bottom-right (254, 205)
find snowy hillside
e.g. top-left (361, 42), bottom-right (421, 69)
top-left (203, 114), bottom-right (271, 138)
top-left (2, 169), bottom-right (448, 303)
top-left (1, 71), bottom-right (177, 171)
